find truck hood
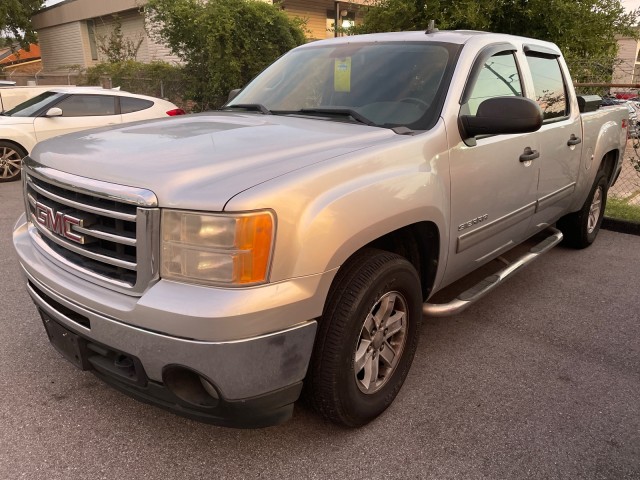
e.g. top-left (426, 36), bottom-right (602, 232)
top-left (31, 112), bottom-right (397, 210)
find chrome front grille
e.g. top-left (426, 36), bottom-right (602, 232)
top-left (23, 157), bottom-right (159, 296)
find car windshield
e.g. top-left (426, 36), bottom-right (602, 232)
top-left (4, 91), bottom-right (65, 117)
top-left (227, 41), bottom-right (458, 131)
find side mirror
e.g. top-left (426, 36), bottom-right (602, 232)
top-left (44, 107), bottom-right (63, 117)
top-left (227, 89), bottom-right (241, 102)
top-left (459, 97), bottom-right (542, 143)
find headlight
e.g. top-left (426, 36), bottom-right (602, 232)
top-left (161, 209), bottom-right (275, 286)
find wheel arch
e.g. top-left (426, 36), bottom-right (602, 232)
top-left (597, 149), bottom-right (619, 188)
top-left (331, 220), bottom-right (441, 302)
top-left (0, 138), bottom-right (28, 156)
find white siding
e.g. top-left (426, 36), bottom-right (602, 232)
top-left (145, 18), bottom-right (182, 64)
top-left (93, 10), bottom-right (150, 63)
top-left (38, 22), bottom-right (88, 71)
top-left (612, 37), bottom-right (639, 86)
top-left (285, 0), bottom-right (330, 40)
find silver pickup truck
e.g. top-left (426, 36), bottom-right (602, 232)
top-left (13, 31), bottom-right (627, 428)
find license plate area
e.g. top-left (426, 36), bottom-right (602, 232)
top-left (41, 312), bottom-right (91, 370)
top-left (38, 309), bottom-right (148, 386)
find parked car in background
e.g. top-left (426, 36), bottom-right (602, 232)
top-left (625, 101), bottom-right (639, 138)
top-left (0, 86), bottom-right (72, 112)
top-left (600, 95), bottom-right (625, 107)
top-left (0, 88), bottom-right (185, 182)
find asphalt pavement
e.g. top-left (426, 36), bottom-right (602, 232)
top-left (1, 179), bottom-right (639, 480)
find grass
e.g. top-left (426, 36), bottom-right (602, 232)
top-left (605, 197), bottom-right (640, 223)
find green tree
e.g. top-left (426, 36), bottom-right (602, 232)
top-left (0, 0), bottom-right (44, 47)
top-left (353, 0), bottom-right (639, 82)
top-left (145, 0), bottom-right (307, 110)
top-left (96, 15), bottom-right (144, 63)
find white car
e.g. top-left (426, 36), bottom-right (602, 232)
top-left (0, 88), bottom-right (185, 182)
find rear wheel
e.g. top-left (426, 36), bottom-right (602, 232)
top-left (557, 171), bottom-right (608, 248)
top-left (0, 141), bottom-right (26, 183)
top-left (306, 249), bottom-right (422, 427)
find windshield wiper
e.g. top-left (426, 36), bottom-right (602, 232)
top-left (223, 104), bottom-right (272, 115)
top-left (296, 107), bottom-right (376, 127)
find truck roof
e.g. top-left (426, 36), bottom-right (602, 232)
top-left (304, 30), bottom-right (561, 55)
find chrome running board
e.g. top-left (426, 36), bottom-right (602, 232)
top-left (423, 227), bottom-right (563, 317)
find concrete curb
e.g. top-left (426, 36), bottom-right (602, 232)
top-left (602, 217), bottom-right (640, 236)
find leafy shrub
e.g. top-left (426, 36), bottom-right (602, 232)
top-left (146, 0), bottom-right (306, 110)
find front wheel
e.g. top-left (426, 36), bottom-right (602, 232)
top-left (0, 141), bottom-right (27, 183)
top-left (557, 171), bottom-right (608, 248)
top-left (305, 249), bottom-right (422, 427)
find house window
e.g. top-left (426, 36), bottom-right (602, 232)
top-left (87, 19), bottom-right (98, 61)
top-left (327, 10), bottom-right (355, 38)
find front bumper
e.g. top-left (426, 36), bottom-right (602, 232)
top-left (13, 215), bottom-right (324, 428)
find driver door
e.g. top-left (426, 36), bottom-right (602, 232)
top-left (443, 49), bottom-right (539, 285)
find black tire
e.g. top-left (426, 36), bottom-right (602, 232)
top-left (305, 249), bottom-right (422, 427)
top-left (557, 171), bottom-right (608, 249)
top-left (0, 141), bottom-right (26, 183)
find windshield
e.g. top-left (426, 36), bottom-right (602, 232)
top-left (4, 91), bottom-right (65, 117)
top-left (228, 42), bottom-right (458, 130)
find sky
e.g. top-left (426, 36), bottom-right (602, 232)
top-left (623, 0), bottom-right (640, 11)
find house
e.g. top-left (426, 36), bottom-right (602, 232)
top-left (31, 0), bottom-right (369, 73)
top-left (31, 0), bottom-right (180, 72)
top-left (0, 44), bottom-right (43, 75)
top-left (611, 28), bottom-right (640, 92)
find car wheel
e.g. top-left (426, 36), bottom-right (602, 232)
top-left (557, 170), bottom-right (608, 249)
top-left (0, 141), bottom-right (26, 183)
top-left (305, 249), bottom-right (422, 427)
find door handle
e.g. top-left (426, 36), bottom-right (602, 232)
top-left (567, 134), bottom-right (582, 146)
top-left (519, 147), bottom-right (539, 162)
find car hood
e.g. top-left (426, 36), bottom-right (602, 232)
top-left (0, 115), bottom-right (34, 125)
top-left (31, 112), bottom-right (397, 210)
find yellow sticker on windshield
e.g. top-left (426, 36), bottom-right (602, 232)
top-left (334, 57), bottom-right (351, 92)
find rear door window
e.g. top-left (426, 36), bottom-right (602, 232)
top-left (525, 54), bottom-right (568, 122)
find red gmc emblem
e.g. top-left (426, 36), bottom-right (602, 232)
top-left (34, 202), bottom-right (85, 244)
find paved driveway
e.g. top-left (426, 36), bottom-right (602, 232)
top-left (1, 180), bottom-right (639, 479)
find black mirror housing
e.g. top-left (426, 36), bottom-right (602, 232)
top-left (459, 97), bottom-right (543, 142)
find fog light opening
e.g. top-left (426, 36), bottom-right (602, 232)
top-left (163, 366), bottom-right (220, 408)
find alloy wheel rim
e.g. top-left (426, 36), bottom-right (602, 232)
top-left (354, 291), bottom-right (408, 395)
top-left (0, 147), bottom-right (22, 180)
top-left (587, 186), bottom-right (602, 234)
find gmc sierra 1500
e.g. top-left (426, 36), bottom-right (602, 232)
top-left (13, 30), bottom-right (627, 428)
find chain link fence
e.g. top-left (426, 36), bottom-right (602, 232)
top-left (96, 76), bottom-right (197, 112)
top-left (616, 139), bottom-right (640, 201)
